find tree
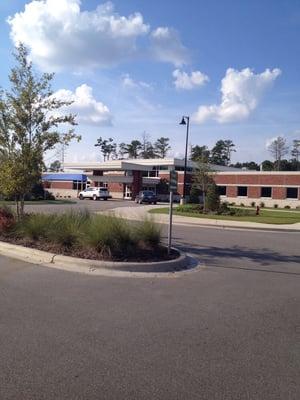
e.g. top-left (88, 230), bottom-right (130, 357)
top-left (291, 139), bottom-right (300, 170)
top-left (192, 160), bottom-right (215, 212)
top-left (127, 140), bottom-right (142, 158)
top-left (49, 160), bottom-right (61, 172)
top-left (223, 140), bottom-right (236, 165)
top-left (267, 136), bottom-right (289, 170)
top-left (154, 137), bottom-right (171, 158)
top-left (95, 137), bottom-right (117, 161)
top-left (261, 160), bottom-right (274, 171)
top-left (0, 44), bottom-right (80, 218)
top-left (210, 140), bottom-right (235, 165)
top-left (190, 145), bottom-right (210, 162)
top-left (118, 142), bottom-right (127, 159)
top-left (140, 132), bottom-right (156, 159)
top-left (231, 161), bottom-right (260, 170)
top-left (206, 182), bottom-right (220, 212)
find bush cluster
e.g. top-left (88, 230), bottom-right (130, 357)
top-left (176, 202), bottom-right (254, 217)
top-left (0, 206), bottom-right (15, 232)
top-left (7, 210), bottom-right (161, 260)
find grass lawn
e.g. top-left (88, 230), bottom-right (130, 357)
top-left (0, 199), bottom-right (77, 206)
top-left (149, 207), bottom-right (300, 224)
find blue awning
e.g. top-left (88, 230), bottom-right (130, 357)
top-left (42, 174), bottom-right (87, 182)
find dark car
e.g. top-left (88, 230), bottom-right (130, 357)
top-left (135, 190), bottom-right (157, 204)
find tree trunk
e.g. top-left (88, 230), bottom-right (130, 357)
top-left (19, 195), bottom-right (25, 219)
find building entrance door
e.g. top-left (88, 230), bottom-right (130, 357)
top-left (124, 185), bottom-right (133, 199)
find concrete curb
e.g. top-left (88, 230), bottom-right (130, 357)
top-left (0, 241), bottom-right (199, 278)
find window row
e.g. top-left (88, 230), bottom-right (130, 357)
top-left (217, 186), bottom-right (299, 199)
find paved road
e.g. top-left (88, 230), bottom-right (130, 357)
top-left (16, 198), bottom-right (141, 214)
top-left (0, 224), bottom-right (299, 400)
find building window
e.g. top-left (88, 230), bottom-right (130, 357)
top-left (218, 186), bottom-right (227, 196)
top-left (72, 180), bottom-right (86, 191)
top-left (237, 186), bottom-right (248, 197)
top-left (286, 187), bottom-right (298, 199)
top-left (261, 187), bottom-right (272, 198)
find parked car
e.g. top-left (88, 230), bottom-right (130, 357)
top-left (79, 187), bottom-right (111, 201)
top-left (135, 190), bottom-right (157, 204)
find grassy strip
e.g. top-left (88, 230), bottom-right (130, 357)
top-left (149, 207), bottom-right (300, 224)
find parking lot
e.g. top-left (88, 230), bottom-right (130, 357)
top-left (19, 198), bottom-right (142, 214)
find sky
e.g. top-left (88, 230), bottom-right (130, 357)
top-left (0, 0), bottom-right (300, 164)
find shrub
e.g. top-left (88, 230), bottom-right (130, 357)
top-left (206, 183), bottom-right (220, 212)
top-left (177, 204), bottom-right (203, 213)
top-left (259, 202), bottom-right (265, 208)
top-left (229, 208), bottom-right (254, 217)
top-left (189, 185), bottom-right (201, 204)
top-left (250, 201), bottom-right (256, 207)
top-left (81, 215), bottom-right (134, 258)
top-left (14, 213), bottom-right (53, 240)
top-left (135, 218), bottom-right (161, 247)
top-left (0, 206), bottom-right (15, 233)
top-left (49, 210), bottom-right (90, 247)
top-left (240, 203), bottom-right (245, 207)
top-left (273, 204), bottom-right (278, 208)
top-left (284, 205), bottom-right (291, 209)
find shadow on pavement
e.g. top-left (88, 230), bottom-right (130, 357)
top-left (173, 243), bottom-right (300, 276)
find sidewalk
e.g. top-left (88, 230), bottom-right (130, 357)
top-left (102, 205), bottom-right (300, 232)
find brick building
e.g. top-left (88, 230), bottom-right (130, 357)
top-left (43, 158), bottom-right (300, 208)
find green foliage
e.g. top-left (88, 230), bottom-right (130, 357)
top-left (284, 205), bottom-right (291, 209)
top-left (12, 210), bottom-right (162, 260)
top-left (210, 139), bottom-right (236, 166)
top-left (0, 44), bottom-right (80, 218)
top-left (250, 201), bottom-right (256, 207)
top-left (189, 185), bottom-right (201, 203)
top-left (259, 202), bottom-right (265, 208)
top-left (95, 137), bottom-right (117, 161)
top-left (49, 160), bottom-right (61, 172)
top-left (190, 145), bottom-right (210, 162)
top-left (0, 206), bottom-right (15, 233)
top-left (154, 137), bottom-right (171, 158)
top-left (177, 204), bottom-right (204, 213)
top-left (206, 183), bottom-right (220, 212)
top-left (81, 215), bottom-right (133, 257)
top-left (134, 219), bottom-right (161, 247)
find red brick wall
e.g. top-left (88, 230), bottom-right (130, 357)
top-left (272, 187), bottom-right (286, 200)
top-left (108, 182), bottom-right (123, 193)
top-left (226, 186), bottom-right (237, 197)
top-left (214, 174), bottom-right (300, 186)
top-left (248, 186), bottom-right (260, 198)
top-left (50, 181), bottom-right (73, 189)
top-left (132, 171), bottom-right (143, 198)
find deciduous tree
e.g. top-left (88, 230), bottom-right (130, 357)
top-left (0, 44), bottom-right (80, 218)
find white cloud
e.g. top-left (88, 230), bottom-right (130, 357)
top-left (150, 27), bottom-right (189, 66)
top-left (8, 0), bottom-right (149, 71)
top-left (193, 67), bottom-right (281, 124)
top-left (173, 69), bottom-right (209, 90)
top-left (8, 0), bottom-right (190, 71)
top-left (122, 73), bottom-right (152, 89)
top-left (53, 84), bottom-right (112, 126)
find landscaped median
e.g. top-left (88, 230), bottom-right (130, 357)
top-left (149, 204), bottom-right (300, 225)
top-left (0, 207), bottom-right (193, 275)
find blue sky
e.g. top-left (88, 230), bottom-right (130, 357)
top-left (0, 0), bottom-right (300, 164)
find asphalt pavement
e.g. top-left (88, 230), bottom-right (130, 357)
top-left (0, 222), bottom-right (299, 400)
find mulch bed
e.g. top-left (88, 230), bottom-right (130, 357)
top-left (0, 234), bottom-right (179, 263)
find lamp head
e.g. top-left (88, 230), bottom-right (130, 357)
top-left (179, 117), bottom-right (186, 125)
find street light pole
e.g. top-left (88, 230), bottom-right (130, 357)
top-left (180, 116), bottom-right (190, 204)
